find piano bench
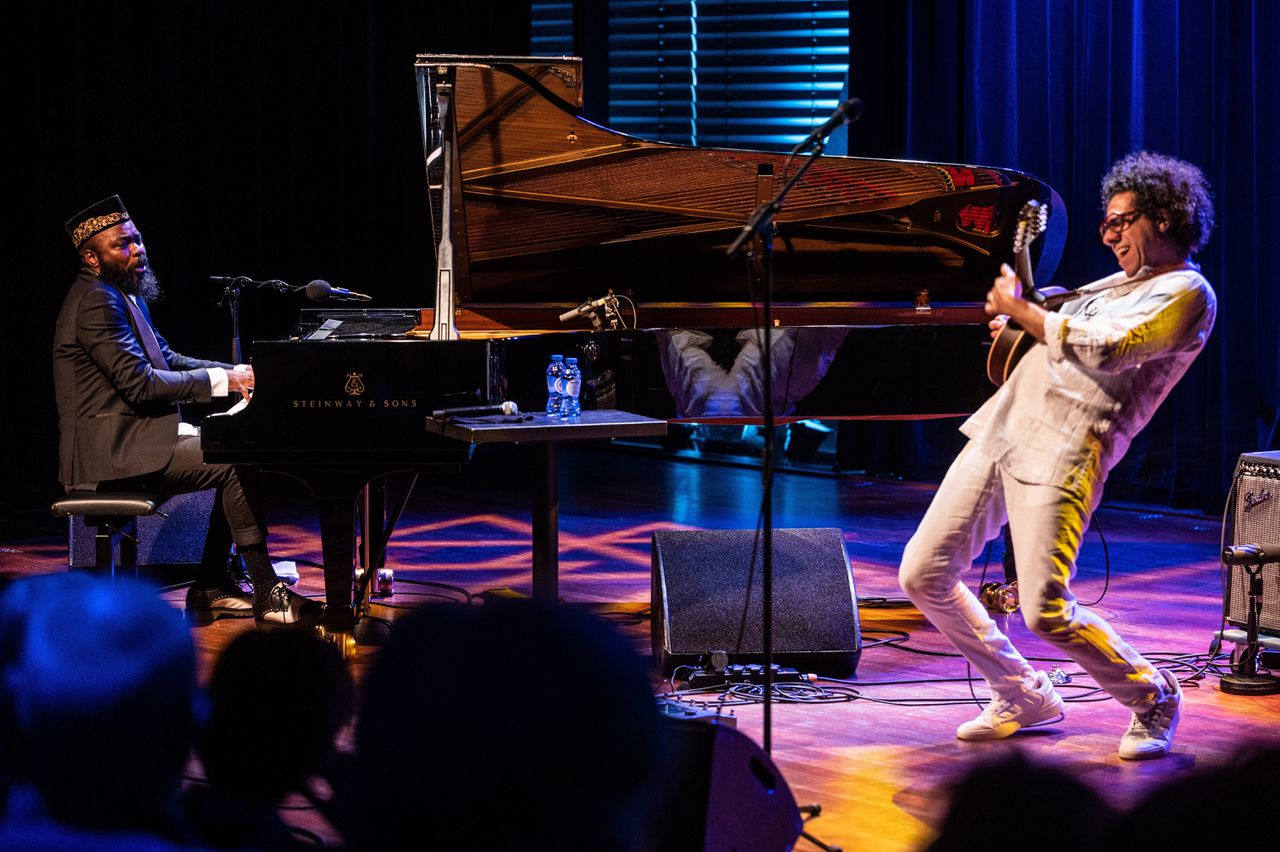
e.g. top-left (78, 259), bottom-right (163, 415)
top-left (51, 492), bottom-right (163, 580)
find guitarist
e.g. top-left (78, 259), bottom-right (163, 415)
top-left (898, 151), bottom-right (1217, 760)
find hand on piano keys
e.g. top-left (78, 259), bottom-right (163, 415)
top-left (228, 365), bottom-right (255, 401)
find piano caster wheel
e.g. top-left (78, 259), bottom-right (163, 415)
top-left (317, 627), bottom-right (358, 660)
top-left (375, 567), bottom-right (395, 597)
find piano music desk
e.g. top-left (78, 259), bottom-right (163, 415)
top-left (425, 409), bottom-right (667, 602)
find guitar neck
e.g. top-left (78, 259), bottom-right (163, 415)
top-left (1014, 247), bottom-right (1045, 305)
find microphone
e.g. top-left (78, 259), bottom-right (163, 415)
top-left (790, 98), bottom-right (863, 153)
top-left (1222, 543), bottom-right (1280, 566)
top-left (558, 295), bottom-right (613, 323)
top-left (430, 401), bottom-right (520, 419)
top-left (305, 279), bottom-right (373, 302)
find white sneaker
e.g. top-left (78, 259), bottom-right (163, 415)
top-left (956, 671), bottom-right (1066, 741)
top-left (1118, 668), bottom-right (1182, 760)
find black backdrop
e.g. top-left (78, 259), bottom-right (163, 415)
top-left (843, 0), bottom-right (1280, 510)
top-left (4, 1), bottom-right (1277, 533)
top-left (1, 1), bottom-right (530, 532)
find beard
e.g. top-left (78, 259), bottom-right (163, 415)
top-left (97, 256), bottom-right (163, 303)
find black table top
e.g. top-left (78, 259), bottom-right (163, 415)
top-left (424, 409), bottom-right (667, 444)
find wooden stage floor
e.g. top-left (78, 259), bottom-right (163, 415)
top-left (4, 443), bottom-right (1279, 850)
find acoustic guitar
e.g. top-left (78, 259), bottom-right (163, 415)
top-left (984, 200), bottom-right (1069, 386)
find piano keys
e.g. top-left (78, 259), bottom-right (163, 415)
top-left (201, 337), bottom-right (494, 641)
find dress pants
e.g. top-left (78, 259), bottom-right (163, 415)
top-left (898, 441), bottom-right (1163, 712)
top-left (99, 434), bottom-right (267, 573)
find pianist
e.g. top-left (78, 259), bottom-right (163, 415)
top-left (898, 152), bottom-right (1216, 760)
top-left (53, 195), bottom-right (322, 629)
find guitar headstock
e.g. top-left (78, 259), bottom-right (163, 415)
top-left (1012, 199), bottom-right (1049, 256)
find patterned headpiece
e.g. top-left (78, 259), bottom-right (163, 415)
top-left (65, 195), bottom-right (131, 249)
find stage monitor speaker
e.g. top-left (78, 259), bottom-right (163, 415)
top-left (1226, 451), bottom-right (1280, 635)
top-left (651, 527), bottom-right (861, 677)
top-left (69, 489), bottom-right (215, 569)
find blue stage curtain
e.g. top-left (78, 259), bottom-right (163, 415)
top-left (849, 0), bottom-right (1280, 509)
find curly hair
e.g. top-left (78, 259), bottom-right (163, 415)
top-left (1100, 151), bottom-right (1214, 253)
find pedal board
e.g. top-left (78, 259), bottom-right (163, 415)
top-left (684, 663), bottom-right (807, 689)
top-left (656, 697), bottom-right (737, 727)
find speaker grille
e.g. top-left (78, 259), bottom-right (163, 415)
top-left (1228, 456), bottom-right (1280, 635)
top-left (651, 528), bottom-right (860, 674)
top-left (68, 489), bottom-right (215, 569)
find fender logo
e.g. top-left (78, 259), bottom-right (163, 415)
top-left (1244, 489), bottom-right (1273, 513)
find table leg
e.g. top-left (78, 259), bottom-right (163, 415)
top-left (531, 441), bottom-right (559, 602)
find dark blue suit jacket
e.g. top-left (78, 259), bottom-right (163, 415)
top-left (52, 268), bottom-right (232, 486)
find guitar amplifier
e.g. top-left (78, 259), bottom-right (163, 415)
top-left (1226, 451), bottom-right (1280, 635)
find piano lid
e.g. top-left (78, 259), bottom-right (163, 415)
top-left (414, 54), bottom-right (1066, 307)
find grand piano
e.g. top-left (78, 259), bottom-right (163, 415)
top-left (202, 55), bottom-right (1065, 646)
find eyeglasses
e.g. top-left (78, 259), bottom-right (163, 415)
top-left (1098, 209), bottom-right (1144, 238)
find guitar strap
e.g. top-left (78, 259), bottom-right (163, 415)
top-left (1071, 260), bottom-right (1199, 314)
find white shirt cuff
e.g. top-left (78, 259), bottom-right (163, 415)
top-left (209, 366), bottom-right (229, 397)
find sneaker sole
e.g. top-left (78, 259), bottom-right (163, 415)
top-left (1118, 744), bottom-right (1172, 761)
top-left (956, 710), bottom-right (1066, 741)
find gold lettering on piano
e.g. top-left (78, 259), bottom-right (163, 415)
top-left (344, 372), bottom-right (366, 397)
top-left (288, 397), bottom-right (419, 409)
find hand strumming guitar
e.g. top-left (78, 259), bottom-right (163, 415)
top-left (985, 263), bottom-right (1048, 343)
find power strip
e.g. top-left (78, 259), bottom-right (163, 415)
top-left (685, 663), bottom-right (807, 689)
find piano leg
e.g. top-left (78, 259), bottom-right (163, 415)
top-left (266, 463), bottom-right (458, 659)
top-left (317, 496), bottom-right (359, 657)
top-left (531, 442), bottom-right (558, 603)
top-left (359, 481), bottom-right (385, 607)
top-left (359, 474), bottom-right (417, 600)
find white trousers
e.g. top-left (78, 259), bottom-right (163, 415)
top-left (899, 441), bottom-right (1163, 711)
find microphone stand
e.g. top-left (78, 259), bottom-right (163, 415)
top-left (215, 276), bottom-right (294, 363)
top-left (726, 138), bottom-right (832, 757)
top-left (223, 282), bottom-right (243, 364)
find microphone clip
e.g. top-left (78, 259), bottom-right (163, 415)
top-left (212, 275), bottom-right (295, 307)
top-left (559, 289), bottom-right (622, 330)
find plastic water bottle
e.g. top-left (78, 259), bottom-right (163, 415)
top-left (545, 354), bottom-right (565, 416)
top-left (561, 357), bottom-right (582, 419)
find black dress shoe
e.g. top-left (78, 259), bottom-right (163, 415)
top-left (254, 581), bottom-right (324, 630)
top-left (185, 578), bottom-right (255, 626)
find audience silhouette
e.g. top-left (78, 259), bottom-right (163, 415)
top-left (0, 575), bottom-right (34, 824)
top-left (0, 573), bottom-right (201, 850)
top-left (9, 570), bottom-right (1271, 852)
top-left (1105, 745), bottom-right (1280, 848)
top-left (340, 600), bottom-right (665, 851)
top-left (923, 750), bottom-right (1117, 852)
top-left (185, 628), bottom-right (354, 850)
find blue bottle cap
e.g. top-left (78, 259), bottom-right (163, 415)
top-left (566, 357), bottom-right (578, 364)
